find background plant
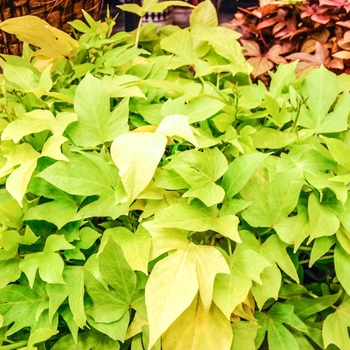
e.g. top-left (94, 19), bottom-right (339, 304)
top-left (225, 0), bottom-right (350, 81)
top-left (0, 1), bottom-right (349, 349)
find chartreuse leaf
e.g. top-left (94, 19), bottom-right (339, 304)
top-left (222, 152), bottom-right (269, 199)
top-left (64, 227), bottom-right (101, 261)
top-left (51, 329), bottom-right (120, 350)
top-left (252, 265), bottom-right (282, 310)
top-left (23, 199), bottom-right (78, 229)
top-left (1, 110), bottom-right (76, 143)
top-left (87, 312), bottom-right (130, 342)
top-left (190, 0), bottom-right (218, 27)
top-left (231, 321), bottom-right (260, 350)
top-left (261, 235), bottom-right (299, 283)
top-left (255, 303), bottom-right (307, 350)
top-left (39, 152), bottom-right (126, 219)
top-left (162, 294), bottom-right (232, 350)
top-left (269, 61), bottom-right (298, 98)
top-left (111, 131), bottom-right (167, 203)
top-left (156, 114), bottom-right (198, 147)
top-left (0, 225), bottom-right (37, 251)
top-left (322, 135), bottom-right (350, 171)
top-left (101, 226), bottom-right (151, 275)
top-left (241, 168), bottom-right (303, 229)
top-left (26, 328), bottom-right (58, 349)
top-left (201, 26), bottom-right (252, 75)
top-left (299, 66), bottom-right (339, 131)
top-left (0, 280), bottom-right (49, 336)
top-left (160, 29), bottom-right (198, 67)
top-left (118, 0), bottom-right (194, 17)
top-left (323, 295), bottom-right (350, 350)
top-left (286, 293), bottom-right (340, 320)
top-left (318, 90), bottom-right (349, 133)
top-left (334, 243), bottom-right (350, 295)
top-left (19, 235), bottom-right (74, 287)
top-left (67, 74), bottom-right (129, 147)
top-left (309, 235), bottom-right (336, 267)
top-left (147, 201), bottom-right (240, 242)
top-left (146, 242), bottom-right (198, 349)
top-left (164, 148), bottom-right (227, 206)
top-left (307, 193), bottom-right (339, 242)
top-left (213, 246), bottom-right (270, 319)
top-left (0, 258), bottom-right (21, 288)
top-left (46, 267), bottom-right (86, 328)
top-left (85, 238), bottom-right (138, 324)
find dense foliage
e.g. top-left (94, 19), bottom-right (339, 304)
top-left (225, 0), bottom-right (350, 80)
top-left (0, 1), bottom-right (350, 349)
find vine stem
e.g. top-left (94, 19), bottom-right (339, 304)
top-left (134, 17), bottom-right (143, 48)
top-left (299, 255), bottom-right (334, 265)
top-left (227, 238), bottom-right (232, 256)
top-left (0, 341), bottom-right (28, 350)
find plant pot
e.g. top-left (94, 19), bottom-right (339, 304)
top-left (0, 0), bottom-right (103, 55)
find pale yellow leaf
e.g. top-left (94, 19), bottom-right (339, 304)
top-left (41, 135), bottom-right (69, 162)
top-left (0, 16), bottom-right (78, 59)
top-left (111, 132), bottom-right (167, 203)
top-left (146, 243), bottom-right (198, 349)
top-left (156, 114), bottom-right (198, 147)
top-left (7, 161), bottom-right (37, 207)
top-left (189, 243), bottom-right (230, 310)
top-left (103, 226), bottom-right (152, 275)
top-left (162, 294), bottom-right (233, 350)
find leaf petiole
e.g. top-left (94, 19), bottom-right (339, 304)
top-left (0, 341), bottom-right (28, 350)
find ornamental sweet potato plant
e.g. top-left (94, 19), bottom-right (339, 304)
top-left (225, 0), bottom-right (350, 81)
top-left (0, 1), bottom-right (350, 349)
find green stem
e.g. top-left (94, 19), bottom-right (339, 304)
top-left (0, 341), bottom-right (28, 350)
top-left (299, 255), bottom-right (334, 265)
top-left (134, 17), bottom-right (143, 48)
top-left (298, 246), bottom-right (312, 251)
top-left (227, 238), bottom-right (232, 256)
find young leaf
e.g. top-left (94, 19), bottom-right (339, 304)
top-left (111, 131), bottom-right (167, 203)
top-left (162, 294), bottom-right (233, 350)
top-left (164, 148), bottom-right (228, 206)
